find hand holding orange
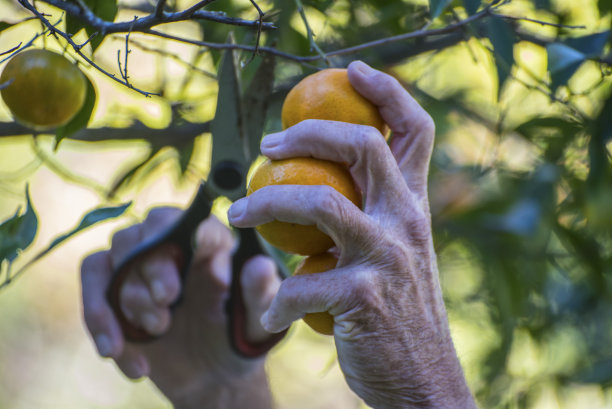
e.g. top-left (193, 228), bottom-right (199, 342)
top-left (247, 67), bottom-right (386, 257)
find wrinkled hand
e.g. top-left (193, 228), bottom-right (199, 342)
top-left (81, 210), bottom-right (278, 408)
top-left (229, 61), bottom-right (476, 408)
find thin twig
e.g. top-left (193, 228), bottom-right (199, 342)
top-left (18, 0), bottom-right (159, 97)
top-left (1, 44), bottom-right (22, 56)
top-left (294, 0), bottom-right (328, 63)
top-left (115, 36), bottom-right (216, 79)
top-left (182, 0), bottom-right (217, 17)
top-left (0, 17), bottom-right (62, 64)
top-left (242, 0), bottom-right (266, 66)
top-left (35, 0), bottom-right (276, 33)
top-left (497, 13), bottom-right (587, 29)
top-left (144, 7), bottom-right (493, 63)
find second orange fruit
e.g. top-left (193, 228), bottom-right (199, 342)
top-left (248, 68), bottom-right (385, 256)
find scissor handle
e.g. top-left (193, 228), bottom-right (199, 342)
top-left (106, 183), bottom-right (214, 343)
top-left (106, 183), bottom-right (286, 357)
top-left (227, 227), bottom-right (288, 358)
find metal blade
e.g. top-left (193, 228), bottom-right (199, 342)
top-left (208, 35), bottom-right (249, 201)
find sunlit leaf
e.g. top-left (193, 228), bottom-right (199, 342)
top-left (0, 187), bottom-right (37, 264)
top-left (429, 0), bottom-right (452, 19)
top-left (546, 43), bottom-right (585, 93)
top-left (55, 72), bottom-right (96, 148)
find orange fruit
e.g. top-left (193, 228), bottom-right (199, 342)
top-left (293, 252), bottom-right (338, 335)
top-left (281, 68), bottom-right (386, 135)
top-left (247, 157), bottom-right (361, 255)
top-left (0, 49), bottom-right (86, 130)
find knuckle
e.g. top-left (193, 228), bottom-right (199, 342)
top-left (356, 125), bottom-right (386, 155)
top-left (351, 271), bottom-right (380, 305)
top-left (415, 113), bottom-right (435, 140)
top-left (313, 186), bottom-right (348, 220)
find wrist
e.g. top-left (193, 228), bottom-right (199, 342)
top-left (366, 347), bottom-right (476, 409)
top-left (169, 360), bottom-right (273, 409)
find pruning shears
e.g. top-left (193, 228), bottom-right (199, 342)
top-left (106, 42), bottom-right (288, 358)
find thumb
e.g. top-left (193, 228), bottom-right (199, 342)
top-left (240, 256), bottom-right (281, 342)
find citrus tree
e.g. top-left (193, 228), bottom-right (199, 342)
top-left (0, 0), bottom-right (611, 408)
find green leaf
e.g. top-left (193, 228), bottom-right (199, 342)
top-left (45, 203), bottom-right (130, 252)
top-left (429, 0), bottom-right (452, 19)
top-left (0, 187), bottom-right (38, 264)
top-left (565, 31), bottom-right (610, 57)
top-left (11, 203), bottom-right (131, 278)
top-left (55, 72), bottom-right (96, 148)
top-left (462, 0), bottom-right (480, 15)
top-left (487, 16), bottom-right (516, 99)
top-left (546, 43), bottom-right (585, 93)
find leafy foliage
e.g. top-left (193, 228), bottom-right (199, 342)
top-left (0, 186), bottom-right (37, 265)
top-left (1, 0), bottom-right (611, 407)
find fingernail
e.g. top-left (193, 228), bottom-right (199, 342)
top-left (151, 280), bottom-right (166, 304)
top-left (95, 334), bottom-right (113, 357)
top-left (261, 132), bottom-right (284, 150)
top-left (228, 199), bottom-right (247, 222)
top-left (129, 356), bottom-right (150, 379)
top-left (142, 313), bottom-right (160, 334)
top-left (352, 60), bottom-right (375, 77)
top-left (260, 311), bottom-right (272, 332)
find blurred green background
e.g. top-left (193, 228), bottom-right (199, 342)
top-left (0, 0), bottom-right (611, 408)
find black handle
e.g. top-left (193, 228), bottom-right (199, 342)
top-left (106, 183), bottom-right (287, 357)
top-left (227, 227), bottom-right (288, 358)
top-left (106, 184), bottom-right (214, 343)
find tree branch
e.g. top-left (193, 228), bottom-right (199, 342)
top-left (35, 0), bottom-right (276, 34)
top-left (0, 120), bottom-right (211, 147)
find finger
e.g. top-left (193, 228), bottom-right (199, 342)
top-left (109, 225), bottom-right (142, 269)
top-left (229, 184), bottom-right (386, 257)
top-left (81, 251), bottom-right (124, 359)
top-left (240, 256), bottom-right (281, 342)
top-left (114, 349), bottom-right (151, 379)
top-left (347, 60), bottom-right (435, 196)
top-left (119, 271), bottom-right (172, 336)
top-left (260, 120), bottom-right (413, 215)
top-left (261, 266), bottom-right (356, 334)
top-left (140, 208), bottom-right (183, 306)
top-left (192, 215), bottom-right (235, 288)
top-left (82, 252), bottom-right (154, 379)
